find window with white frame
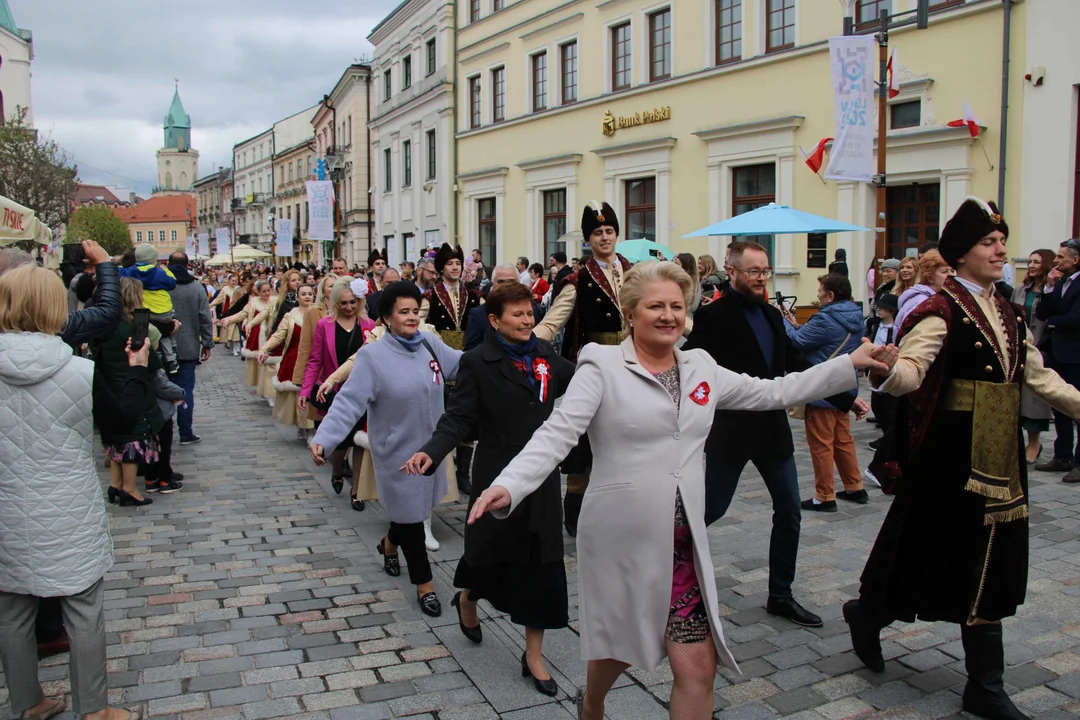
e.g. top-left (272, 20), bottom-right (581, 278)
top-left (532, 51), bottom-right (548, 112)
top-left (611, 22), bottom-right (632, 91)
top-left (716, 0), bottom-right (742, 65)
top-left (561, 42), bottom-right (578, 104)
top-left (648, 8), bottom-right (671, 82)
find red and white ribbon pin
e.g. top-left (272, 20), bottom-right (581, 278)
top-left (429, 359), bottom-right (442, 385)
top-left (534, 359), bottom-right (551, 403)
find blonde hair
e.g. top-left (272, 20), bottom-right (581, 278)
top-left (276, 269), bottom-right (302, 304)
top-left (316, 274), bottom-right (338, 308)
top-left (329, 277), bottom-right (365, 319)
top-left (698, 254), bottom-right (718, 278)
top-left (119, 277), bottom-right (145, 322)
top-left (0, 263), bottom-right (68, 334)
top-left (619, 261), bottom-right (694, 324)
top-left (893, 256), bottom-right (919, 295)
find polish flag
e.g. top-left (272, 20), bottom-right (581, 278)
top-left (799, 138), bottom-right (833, 174)
top-left (947, 100), bottom-right (981, 138)
top-left (886, 47), bottom-right (900, 99)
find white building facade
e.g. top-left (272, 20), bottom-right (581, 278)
top-left (233, 129), bottom-right (275, 249)
top-left (369, 0), bottom-right (456, 267)
top-left (0, 0), bottom-right (32, 125)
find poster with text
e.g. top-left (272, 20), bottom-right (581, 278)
top-left (215, 228), bottom-right (231, 255)
top-left (305, 181), bottom-right (334, 241)
top-left (824, 35), bottom-right (876, 183)
top-left (198, 233), bottom-right (210, 258)
top-left (276, 219), bottom-right (294, 257)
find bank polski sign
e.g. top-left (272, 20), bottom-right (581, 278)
top-left (602, 106), bottom-right (672, 137)
top-left (825, 35), bottom-right (876, 183)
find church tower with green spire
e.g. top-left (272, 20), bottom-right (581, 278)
top-left (0, 0), bottom-right (35, 125)
top-left (155, 82), bottom-right (199, 195)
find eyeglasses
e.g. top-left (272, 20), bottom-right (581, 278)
top-left (733, 267), bottom-right (774, 279)
top-left (1064, 239), bottom-right (1080, 250)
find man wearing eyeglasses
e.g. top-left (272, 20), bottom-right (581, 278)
top-left (1034, 238), bottom-right (1080, 482)
top-left (684, 241), bottom-right (854, 629)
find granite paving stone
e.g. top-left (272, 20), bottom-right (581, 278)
top-left (5, 354), bottom-right (1077, 719)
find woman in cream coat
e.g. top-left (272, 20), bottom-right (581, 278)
top-left (470, 261), bottom-right (892, 720)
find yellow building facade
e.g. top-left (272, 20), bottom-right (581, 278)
top-left (454, 0), bottom-right (1026, 302)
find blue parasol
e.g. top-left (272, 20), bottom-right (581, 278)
top-left (682, 203), bottom-right (871, 237)
top-left (617, 239), bottom-right (677, 264)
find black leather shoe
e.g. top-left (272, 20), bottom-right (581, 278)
top-left (352, 496), bottom-right (365, 511)
top-left (801, 498), bottom-right (837, 512)
top-left (766, 596), bottom-right (823, 628)
top-left (961, 624), bottom-right (1031, 720)
top-left (418, 592), bottom-right (441, 617)
top-left (376, 538), bottom-right (400, 577)
top-left (1062, 468), bottom-right (1080, 484)
top-left (1034, 457), bottom-right (1072, 472)
top-left (564, 492), bottom-right (583, 537)
top-left (843, 599), bottom-right (885, 672)
top-left (837, 489), bottom-right (869, 504)
top-left (521, 652), bottom-right (558, 697)
top-left (451, 592), bottom-right (482, 644)
top-left (331, 475), bottom-right (344, 494)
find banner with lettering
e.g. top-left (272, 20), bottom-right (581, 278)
top-left (197, 233), bottom-right (210, 258)
top-left (305, 180), bottom-right (334, 241)
top-left (215, 228), bottom-right (231, 255)
top-left (184, 234), bottom-right (196, 257)
top-left (824, 35), bottom-right (877, 183)
top-left (276, 219), bottom-right (294, 257)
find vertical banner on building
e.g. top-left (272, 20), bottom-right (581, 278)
top-left (824, 35), bottom-right (877, 183)
top-left (276, 219), bottom-right (294, 258)
top-left (184, 235), bottom-right (196, 257)
top-left (197, 233), bottom-right (210, 258)
top-left (215, 228), bottom-right (231, 255)
top-left (305, 181), bottom-right (334, 241)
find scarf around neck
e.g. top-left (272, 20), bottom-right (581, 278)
top-left (391, 332), bottom-right (425, 352)
top-left (270, 291), bottom-right (299, 336)
top-left (496, 333), bottom-right (539, 385)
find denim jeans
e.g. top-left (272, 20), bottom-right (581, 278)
top-left (1050, 362), bottom-right (1080, 466)
top-left (704, 453), bottom-right (800, 599)
top-left (170, 360), bottom-right (197, 441)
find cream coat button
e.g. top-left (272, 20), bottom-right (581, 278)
top-left (673, 432), bottom-right (681, 439)
top-left (673, 470), bottom-right (681, 478)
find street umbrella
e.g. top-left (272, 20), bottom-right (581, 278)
top-left (231, 244), bottom-right (272, 259)
top-left (617, 238), bottom-right (677, 264)
top-left (205, 253), bottom-right (256, 266)
top-left (0, 194), bottom-right (53, 247)
top-left (682, 203), bottom-right (870, 237)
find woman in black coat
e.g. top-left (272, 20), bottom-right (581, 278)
top-left (403, 282), bottom-right (574, 697)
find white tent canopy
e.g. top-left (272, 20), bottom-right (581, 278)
top-left (0, 194), bottom-right (53, 247)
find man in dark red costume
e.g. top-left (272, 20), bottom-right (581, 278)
top-left (534, 201), bottom-right (631, 535)
top-left (846, 198), bottom-right (1080, 720)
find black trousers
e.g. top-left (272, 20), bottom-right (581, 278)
top-left (146, 419), bottom-right (174, 482)
top-left (388, 522), bottom-right (432, 585)
top-left (870, 392), bottom-right (898, 434)
top-left (35, 597), bottom-right (64, 643)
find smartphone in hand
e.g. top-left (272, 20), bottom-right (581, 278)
top-left (131, 308), bottom-right (151, 351)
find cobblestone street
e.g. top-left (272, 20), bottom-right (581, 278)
top-left (3, 350), bottom-right (1080, 720)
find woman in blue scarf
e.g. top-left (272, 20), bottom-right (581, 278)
top-left (404, 282), bottom-right (576, 697)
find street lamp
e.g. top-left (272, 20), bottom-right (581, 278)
top-left (841, 0), bottom-right (930, 262)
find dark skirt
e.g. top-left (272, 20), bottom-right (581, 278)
top-left (454, 541), bottom-right (568, 630)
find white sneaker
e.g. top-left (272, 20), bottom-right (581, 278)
top-left (267, 397), bottom-right (275, 408)
top-left (863, 467), bottom-right (882, 488)
top-left (423, 518), bottom-right (440, 552)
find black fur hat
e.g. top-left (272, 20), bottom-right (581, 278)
top-left (939, 197), bottom-right (1008, 268)
top-left (433, 243), bottom-right (464, 273)
top-left (367, 248), bottom-right (386, 266)
top-left (581, 200), bottom-right (619, 239)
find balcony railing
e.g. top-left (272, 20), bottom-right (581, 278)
top-left (248, 192), bottom-right (270, 206)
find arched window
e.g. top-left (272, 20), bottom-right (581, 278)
top-left (179, 172), bottom-right (188, 188)
top-left (165, 172), bottom-right (173, 188)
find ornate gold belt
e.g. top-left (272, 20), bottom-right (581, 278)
top-left (586, 331), bottom-right (623, 346)
top-left (440, 330), bottom-right (465, 350)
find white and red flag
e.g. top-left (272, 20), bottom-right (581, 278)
top-left (947, 100), bottom-right (981, 138)
top-left (886, 47), bottom-right (901, 99)
top-left (799, 138), bottom-right (833, 174)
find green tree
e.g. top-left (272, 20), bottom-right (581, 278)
top-left (67, 205), bottom-right (132, 255)
top-left (0, 108), bottom-right (78, 251)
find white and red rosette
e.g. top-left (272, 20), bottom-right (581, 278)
top-left (533, 358), bottom-right (551, 402)
top-left (689, 381), bottom-right (710, 405)
top-left (429, 359), bottom-right (442, 385)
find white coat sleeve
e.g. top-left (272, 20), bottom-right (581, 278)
top-left (491, 344), bottom-right (605, 517)
top-left (708, 353), bottom-right (858, 411)
top-left (312, 347), bottom-right (375, 452)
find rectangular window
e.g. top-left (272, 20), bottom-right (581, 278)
top-left (469, 76), bottom-right (482, 129)
top-left (492, 67), bottom-right (506, 123)
top-left (159, 230), bottom-right (166, 243)
top-left (384, 148), bottom-right (392, 190)
top-left (648, 9), bottom-right (671, 82)
top-left (766, 0), bottom-right (795, 53)
top-left (930, 0), bottom-right (964, 9)
top-left (383, 70), bottom-right (392, 100)
top-left (402, 55), bottom-right (412, 89)
top-left (543, 189), bottom-right (567, 259)
top-left (136, 231), bottom-right (142, 242)
top-left (478, 198), bottom-right (497, 266)
top-left (561, 42), bottom-right (578, 104)
top-left (170, 230), bottom-right (177, 243)
top-left (887, 184), bottom-right (940, 258)
top-left (494, 0), bottom-right (504, 9)
top-left (732, 163), bottom-right (777, 257)
top-left (716, 0), bottom-right (742, 65)
top-left (625, 178), bottom-right (657, 241)
top-left (532, 52), bottom-right (548, 112)
top-left (426, 38), bottom-right (436, 76)
top-left (611, 22), bottom-right (632, 91)
top-left (890, 100), bottom-right (921, 130)
top-left (303, 202), bottom-right (308, 229)
top-left (427, 129), bottom-right (437, 180)
top-left (470, 0), bottom-right (480, 23)
top-left (402, 140), bottom-right (412, 187)
top-left (288, 163), bottom-right (293, 182)
top-left (856, 0), bottom-right (891, 29)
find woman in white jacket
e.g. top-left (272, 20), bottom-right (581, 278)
top-left (0, 264), bottom-right (147, 720)
top-left (469, 262), bottom-right (893, 720)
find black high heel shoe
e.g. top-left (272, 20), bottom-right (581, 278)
top-left (117, 490), bottom-right (153, 507)
top-left (107, 487), bottom-right (120, 504)
top-left (376, 538), bottom-right (400, 577)
top-left (418, 591), bottom-right (441, 617)
top-left (351, 496), bottom-right (365, 511)
top-left (331, 475), bottom-right (344, 494)
top-left (450, 592), bottom-right (482, 644)
top-left (521, 652), bottom-right (558, 697)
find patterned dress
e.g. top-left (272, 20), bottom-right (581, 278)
top-left (651, 366), bottom-right (711, 644)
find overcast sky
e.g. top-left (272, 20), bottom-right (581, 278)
top-left (10, 0), bottom-right (400, 198)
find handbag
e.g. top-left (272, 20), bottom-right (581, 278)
top-left (309, 321), bottom-right (362, 412)
top-left (787, 332), bottom-right (852, 420)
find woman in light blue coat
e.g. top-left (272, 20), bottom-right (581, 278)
top-left (309, 281), bottom-right (461, 618)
